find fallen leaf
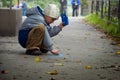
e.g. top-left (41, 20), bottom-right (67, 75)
top-left (47, 70), bottom-right (58, 75)
top-left (34, 57), bottom-right (41, 62)
top-left (110, 42), bottom-right (117, 45)
top-left (85, 65), bottom-right (92, 69)
top-left (54, 63), bottom-right (64, 66)
top-left (116, 51), bottom-right (120, 55)
top-left (117, 44), bottom-right (120, 46)
top-left (1, 70), bottom-right (9, 74)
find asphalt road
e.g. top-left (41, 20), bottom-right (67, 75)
top-left (0, 17), bottom-right (120, 80)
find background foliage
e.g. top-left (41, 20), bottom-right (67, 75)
top-left (85, 14), bottom-right (120, 37)
top-left (0, 0), bottom-right (60, 8)
top-left (28, 0), bottom-right (60, 9)
top-left (0, 0), bottom-right (86, 9)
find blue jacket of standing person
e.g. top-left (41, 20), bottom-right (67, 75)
top-left (71, 0), bottom-right (80, 5)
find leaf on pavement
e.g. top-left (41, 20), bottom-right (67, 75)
top-left (34, 56), bottom-right (41, 62)
top-left (46, 70), bottom-right (58, 75)
top-left (1, 70), bottom-right (9, 74)
top-left (116, 51), bottom-right (120, 55)
top-left (85, 65), bottom-right (92, 69)
top-left (117, 44), bottom-right (120, 46)
top-left (54, 63), bottom-right (64, 66)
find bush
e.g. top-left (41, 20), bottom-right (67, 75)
top-left (85, 14), bottom-right (120, 37)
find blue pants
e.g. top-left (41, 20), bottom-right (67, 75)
top-left (18, 29), bottom-right (31, 48)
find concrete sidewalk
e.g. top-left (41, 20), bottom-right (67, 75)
top-left (0, 17), bottom-right (120, 80)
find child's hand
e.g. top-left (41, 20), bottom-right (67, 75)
top-left (50, 49), bottom-right (59, 55)
top-left (59, 23), bottom-right (64, 29)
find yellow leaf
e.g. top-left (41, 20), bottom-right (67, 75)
top-left (117, 44), bottom-right (120, 46)
top-left (34, 57), bottom-right (41, 62)
top-left (116, 51), bottom-right (120, 55)
top-left (85, 65), bottom-right (92, 69)
top-left (47, 72), bottom-right (52, 74)
top-left (47, 70), bottom-right (58, 75)
top-left (54, 63), bottom-right (64, 66)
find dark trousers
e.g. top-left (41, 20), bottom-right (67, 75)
top-left (60, 5), bottom-right (67, 14)
top-left (72, 5), bottom-right (79, 17)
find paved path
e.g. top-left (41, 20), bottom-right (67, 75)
top-left (0, 17), bottom-right (120, 80)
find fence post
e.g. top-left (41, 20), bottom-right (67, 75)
top-left (10, 0), bottom-right (12, 10)
top-left (96, 0), bottom-right (99, 15)
top-left (101, 0), bottom-right (104, 19)
top-left (91, 0), bottom-right (94, 13)
top-left (108, 0), bottom-right (110, 21)
top-left (118, 0), bottom-right (120, 20)
top-left (18, 0), bottom-right (19, 8)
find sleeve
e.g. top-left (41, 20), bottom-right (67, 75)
top-left (71, 0), bottom-right (74, 4)
top-left (77, 0), bottom-right (80, 5)
top-left (47, 25), bottom-right (62, 37)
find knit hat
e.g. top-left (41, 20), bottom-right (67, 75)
top-left (44, 4), bottom-right (59, 19)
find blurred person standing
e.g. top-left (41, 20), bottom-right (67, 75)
top-left (60, 0), bottom-right (67, 14)
top-left (21, 0), bottom-right (27, 16)
top-left (71, 0), bottom-right (80, 17)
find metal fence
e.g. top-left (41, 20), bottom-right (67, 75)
top-left (91, 0), bottom-right (120, 25)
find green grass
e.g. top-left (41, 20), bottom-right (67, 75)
top-left (85, 14), bottom-right (120, 37)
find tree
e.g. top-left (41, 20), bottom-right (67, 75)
top-left (28, 0), bottom-right (60, 8)
top-left (1, 0), bottom-right (17, 7)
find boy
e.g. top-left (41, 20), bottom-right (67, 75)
top-left (18, 4), bottom-right (68, 55)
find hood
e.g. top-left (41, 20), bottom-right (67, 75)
top-left (26, 6), bottom-right (44, 17)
